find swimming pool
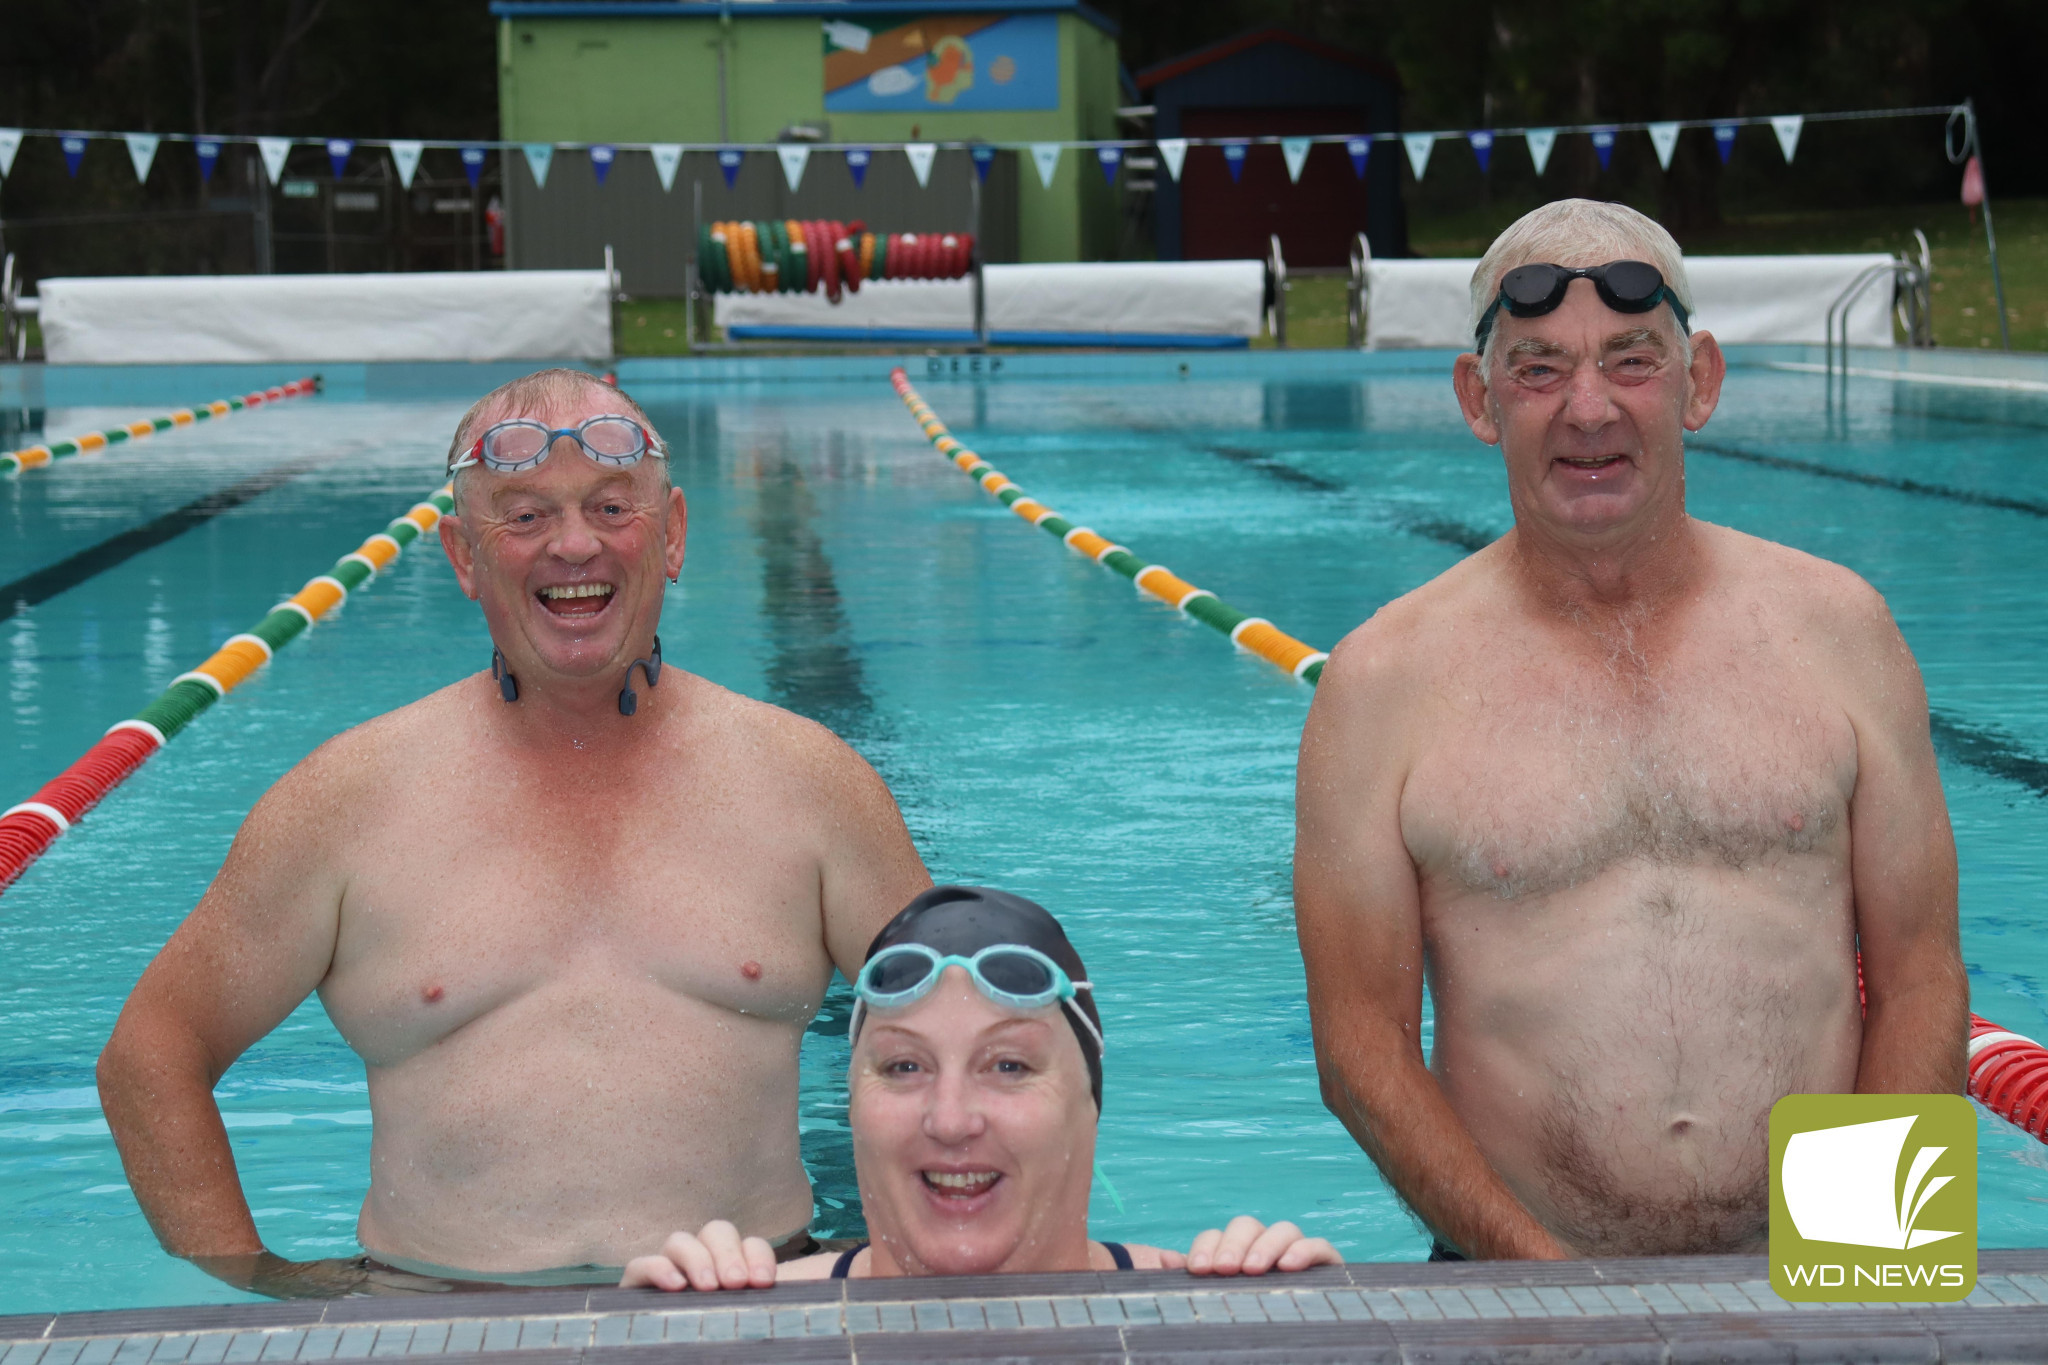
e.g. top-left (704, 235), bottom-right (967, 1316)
top-left (3, 355), bottom-right (2045, 1313)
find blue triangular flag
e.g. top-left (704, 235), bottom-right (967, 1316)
top-left (1346, 136), bottom-right (1370, 179)
top-left (1469, 130), bottom-right (1494, 173)
top-left (971, 144), bottom-right (994, 182)
top-left (718, 148), bottom-right (743, 188)
top-left (196, 138), bottom-right (221, 182)
top-left (326, 138), bottom-right (353, 179)
top-left (1097, 146), bottom-right (1121, 185)
top-left (61, 134), bottom-right (88, 177)
top-left (460, 146), bottom-right (485, 187)
top-left (590, 144), bottom-right (616, 185)
top-left (1222, 141), bottom-right (1247, 183)
top-left (1591, 127), bottom-right (1617, 171)
top-left (1713, 123), bottom-right (1738, 165)
top-left (845, 147), bottom-right (870, 188)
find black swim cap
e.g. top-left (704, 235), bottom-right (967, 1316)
top-left (859, 885), bottom-right (1104, 1110)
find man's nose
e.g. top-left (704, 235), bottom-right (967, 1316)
top-left (548, 506), bottom-right (604, 562)
top-left (1562, 359), bottom-right (1619, 430)
top-left (922, 1070), bottom-right (988, 1146)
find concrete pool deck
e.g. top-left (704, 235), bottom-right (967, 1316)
top-left (5, 1253), bottom-right (2048, 1364)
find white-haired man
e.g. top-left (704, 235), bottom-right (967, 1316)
top-left (1295, 200), bottom-right (1966, 1259)
top-left (99, 368), bottom-right (931, 1293)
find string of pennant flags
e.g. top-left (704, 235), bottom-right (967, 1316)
top-left (0, 105), bottom-right (1960, 196)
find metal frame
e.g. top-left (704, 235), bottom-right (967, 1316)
top-left (1266, 233), bottom-right (1288, 349)
top-left (1, 253), bottom-right (37, 361)
top-left (1346, 231), bottom-right (1371, 350)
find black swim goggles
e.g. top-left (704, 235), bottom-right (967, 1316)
top-left (450, 415), bottom-right (668, 475)
top-left (848, 943), bottom-right (1104, 1054)
top-left (1475, 260), bottom-right (1691, 350)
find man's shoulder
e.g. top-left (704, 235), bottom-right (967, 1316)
top-left (1321, 544), bottom-right (1503, 696)
top-left (1697, 521), bottom-right (1894, 632)
top-left (678, 676), bottom-right (882, 785)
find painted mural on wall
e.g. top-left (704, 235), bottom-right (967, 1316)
top-left (823, 13), bottom-right (1059, 112)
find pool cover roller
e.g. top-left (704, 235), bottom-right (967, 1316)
top-left (0, 485), bottom-right (454, 892)
top-left (1, 377), bottom-right (319, 475)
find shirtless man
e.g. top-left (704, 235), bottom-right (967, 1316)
top-left (1294, 200), bottom-right (1966, 1260)
top-left (98, 369), bottom-right (929, 1294)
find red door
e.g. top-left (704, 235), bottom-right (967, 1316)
top-left (1179, 108), bottom-right (1370, 266)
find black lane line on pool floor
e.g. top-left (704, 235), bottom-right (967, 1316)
top-left (1687, 439), bottom-right (2048, 518)
top-left (0, 453), bottom-right (326, 624)
top-left (1930, 712), bottom-right (2048, 800)
top-left (1203, 445), bottom-right (1500, 554)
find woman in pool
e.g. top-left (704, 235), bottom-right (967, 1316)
top-left (623, 885), bottom-right (1339, 1290)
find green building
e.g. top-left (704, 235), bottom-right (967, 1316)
top-left (491, 0), bottom-right (1126, 285)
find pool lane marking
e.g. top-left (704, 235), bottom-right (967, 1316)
top-left (0, 484), bottom-right (456, 894)
top-left (889, 368), bottom-right (1328, 683)
top-left (1687, 438), bottom-right (2048, 518)
top-left (0, 377), bottom-right (320, 476)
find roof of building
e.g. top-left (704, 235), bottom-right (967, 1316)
top-left (1135, 26), bottom-right (1399, 92)
top-left (489, 0), bottom-right (1118, 38)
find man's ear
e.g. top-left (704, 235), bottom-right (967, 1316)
top-left (439, 513), bottom-right (480, 600)
top-left (664, 486), bottom-right (687, 582)
top-left (1682, 332), bottom-right (1726, 432)
top-left (1453, 352), bottom-right (1503, 446)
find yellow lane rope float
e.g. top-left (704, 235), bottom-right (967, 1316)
top-left (0, 483), bottom-right (454, 893)
top-left (889, 368), bottom-right (1328, 683)
top-left (1, 377), bottom-right (319, 476)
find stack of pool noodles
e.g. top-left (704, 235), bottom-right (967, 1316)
top-left (699, 222), bottom-right (974, 303)
top-left (2, 378), bottom-right (318, 475)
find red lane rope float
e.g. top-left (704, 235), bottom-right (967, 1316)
top-left (890, 368), bottom-right (1327, 683)
top-left (0, 482), bottom-right (454, 894)
top-left (1970, 1013), bottom-right (2048, 1144)
top-left (2, 377), bottom-right (320, 476)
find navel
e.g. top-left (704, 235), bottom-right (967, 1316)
top-left (740, 960), bottom-right (763, 981)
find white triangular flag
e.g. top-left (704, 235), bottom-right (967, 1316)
top-left (523, 143), bottom-right (554, 188)
top-left (1771, 114), bottom-right (1803, 163)
top-left (388, 140), bottom-right (424, 188)
top-left (777, 144), bottom-right (811, 191)
top-left (124, 133), bottom-right (160, 182)
top-left (0, 129), bottom-right (20, 178)
top-left (1525, 127), bottom-right (1556, 176)
top-left (1280, 136), bottom-right (1312, 183)
top-left (1647, 122), bottom-right (1681, 171)
top-left (1402, 133), bottom-right (1435, 180)
top-left (904, 142), bottom-right (936, 187)
top-left (651, 143), bottom-right (683, 191)
top-left (1030, 142), bottom-right (1061, 189)
top-left (1155, 138), bottom-right (1187, 182)
top-left (257, 136), bottom-right (293, 184)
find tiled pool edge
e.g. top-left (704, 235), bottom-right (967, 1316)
top-left (4, 1253), bottom-right (2045, 1365)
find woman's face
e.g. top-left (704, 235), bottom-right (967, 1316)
top-left (849, 966), bottom-right (1097, 1276)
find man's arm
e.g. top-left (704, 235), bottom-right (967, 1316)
top-left (97, 750), bottom-right (349, 1263)
top-left (1836, 589), bottom-right (1967, 1094)
top-left (812, 740), bottom-right (932, 981)
top-left (1294, 634), bottom-right (1568, 1261)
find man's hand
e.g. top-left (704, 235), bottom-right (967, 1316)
top-left (194, 1252), bottom-right (467, 1299)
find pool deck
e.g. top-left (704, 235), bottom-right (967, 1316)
top-left (5, 1252), bottom-right (2048, 1364)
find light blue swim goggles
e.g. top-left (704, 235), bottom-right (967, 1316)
top-left (449, 414), bottom-right (668, 474)
top-left (848, 943), bottom-right (1105, 1054)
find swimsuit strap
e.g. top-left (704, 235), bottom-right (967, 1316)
top-left (830, 1242), bottom-right (868, 1279)
top-left (1100, 1241), bottom-right (1133, 1271)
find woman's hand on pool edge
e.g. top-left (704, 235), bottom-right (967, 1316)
top-left (620, 1221), bottom-right (779, 1292)
top-left (1178, 1217), bottom-right (1341, 1277)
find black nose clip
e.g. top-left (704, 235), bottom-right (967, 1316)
top-left (491, 648), bottom-right (519, 703)
top-left (619, 636), bottom-right (662, 716)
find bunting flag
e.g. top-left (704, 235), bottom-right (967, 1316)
top-left (61, 134), bottom-right (88, 178)
top-left (1647, 121), bottom-right (1680, 171)
top-left (845, 147), bottom-right (870, 188)
top-left (651, 143), bottom-right (682, 191)
top-left (1771, 114), bottom-right (1804, 163)
top-left (326, 138), bottom-right (353, 179)
top-left (1096, 146), bottom-right (1121, 186)
top-left (717, 148), bottom-right (741, 188)
top-left (257, 137), bottom-right (292, 184)
top-left (1156, 138), bottom-right (1187, 181)
top-left (904, 142), bottom-right (936, 187)
top-left (590, 144), bottom-right (616, 185)
top-left (124, 132), bottom-right (160, 183)
top-left (1280, 137), bottom-right (1311, 183)
top-left (1468, 130), bottom-right (1493, 173)
top-left (1591, 127), bottom-right (1617, 171)
top-left (971, 143), bottom-right (995, 182)
top-left (389, 140), bottom-right (423, 188)
top-left (0, 129), bottom-right (20, 179)
top-left (1402, 132), bottom-right (1435, 180)
top-left (1221, 141), bottom-right (1247, 183)
top-left (1346, 136), bottom-right (1370, 179)
top-left (460, 145), bottom-right (486, 187)
top-left (1713, 122), bottom-right (1738, 164)
top-left (195, 138), bottom-right (221, 183)
top-left (524, 143), bottom-right (555, 188)
top-left (1030, 142), bottom-right (1061, 189)
top-left (777, 143), bottom-right (811, 191)
top-left (1526, 127), bottom-right (1557, 175)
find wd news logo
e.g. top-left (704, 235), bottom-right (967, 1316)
top-left (1769, 1094), bottom-right (1977, 1302)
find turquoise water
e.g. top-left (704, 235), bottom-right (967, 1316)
top-left (2, 361), bottom-right (2045, 1312)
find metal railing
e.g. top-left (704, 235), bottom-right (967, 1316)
top-left (1824, 245), bottom-right (1933, 382)
top-left (1347, 232), bottom-right (1371, 349)
top-left (1266, 234), bottom-right (1289, 349)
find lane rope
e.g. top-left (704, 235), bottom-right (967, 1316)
top-left (0, 483), bottom-right (455, 893)
top-left (1, 377), bottom-right (320, 476)
top-left (1970, 1013), bottom-right (2048, 1145)
top-left (890, 368), bottom-right (1328, 683)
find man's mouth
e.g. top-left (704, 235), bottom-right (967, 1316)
top-left (537, 582), bottom-right (615, 617)
top-left (1557, 454), bottom-right (1629, 472)
top-left (922, 1170), bottom-right (1001, 1198)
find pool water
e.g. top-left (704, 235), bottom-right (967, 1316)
top-left (3, 360), bottom-right (2045, 1313)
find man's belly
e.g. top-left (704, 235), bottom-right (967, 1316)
top-left (348, 984), bottom-right (815, 1272)
top-left (1426, 860), bottom-right (1861, 1257)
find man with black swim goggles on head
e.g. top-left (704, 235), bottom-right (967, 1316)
top-left (624, 886), bottom-right (1340, 1288)
top-left (102, 367), bottom-right (931, 1294)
